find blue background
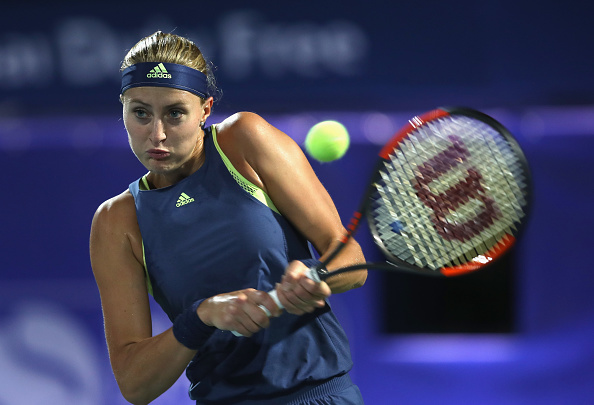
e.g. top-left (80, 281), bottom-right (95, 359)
top-left (1, 1), bottom-right (593, 404)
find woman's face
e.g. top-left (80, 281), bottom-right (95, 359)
top-left (122, 86), bottom-right (212, 180)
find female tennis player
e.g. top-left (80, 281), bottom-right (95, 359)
top-left (89, 31), bottom-right (367, 405)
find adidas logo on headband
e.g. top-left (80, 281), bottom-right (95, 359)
top-left (147, 63), bottom-right (172, 79)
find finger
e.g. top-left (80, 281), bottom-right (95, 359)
top-left (257, 304), bottom-right (272, 317)
top-left (275, 288), bottom-right (307, 315)
top-left (217, 301), bottom-right (258, 336)
top-left (290, 280), bottom-right (330, 311)
top-left (281, 261), bottom-right (309, 284)
top-left (231, 320), bottom-right (257, 337)
top-left (279, 266), bottom-right (328, 299)
top-left (261, 291), bottom-right (283, 317)
top-left (246, 290), bottom-right (282, 318)
top-left (217, 291), bottom-right (271, 335)
top-left (277, 288), bottom-right (320, 315)
top-left (241, 303), bottom-right (272, 330)
top-left (289, 279), bottom-right (330, 304)
top-left (298, 276), bottom-right (329, 297)
top-left (230, 306), bottom-right (271, 337)
top-left (231, 305), bottom-right (272, 337)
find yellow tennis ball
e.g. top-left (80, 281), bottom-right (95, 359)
top-left (304, 120), bottom-right (350, 162)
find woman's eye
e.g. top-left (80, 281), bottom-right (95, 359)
top-left (134, 109), bottom-right (148, 118)
top-left (170, 110), bottom-right (183, 119)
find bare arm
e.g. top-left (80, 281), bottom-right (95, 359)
top-left (90, 192), bottom-right (196, 404)
top-left (216, 112), bottom-right (367, 313)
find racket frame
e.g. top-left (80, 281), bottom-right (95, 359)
top-left (315, 107), bottom-right (531, 280)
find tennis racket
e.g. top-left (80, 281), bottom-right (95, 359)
top-left (233, 107), bottom-right (530, 336)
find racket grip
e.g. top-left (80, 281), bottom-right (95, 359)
top-left (231, 266), bottom-right (321, 337)
top-left (307, 265), bottom-right (322, 282)
top-left (266, 289), bottom-right (283, 310)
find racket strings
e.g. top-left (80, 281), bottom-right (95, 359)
top-left (369, 115), bottom-right (529, 271)
top-left (374, 137), bottom-right (459, 269)
top-left (377, 125), bottom-right (471, 269)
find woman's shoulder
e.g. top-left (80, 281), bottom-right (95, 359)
top-left (213, 112), bottom-right (296, 192)
top-left (90, 188), bottom-right (145, 292)
top-left (215, 111), bottom-right (294, 155)
top-left (92, 189), bottom-right (138, 232)
top-left (215, 112), bottom-right (270, 143)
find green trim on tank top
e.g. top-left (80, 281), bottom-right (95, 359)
top-left (211, 124), bottom-right (280, 214)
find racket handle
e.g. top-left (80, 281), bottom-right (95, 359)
top-left (231, 266), bottom-right (321, 337)
top-left (266, 289), bottom-right (283, 310)
top-left (307, 265), bottom-right (322, 282)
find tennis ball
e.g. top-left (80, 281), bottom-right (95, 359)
top-left (304, 120), bottom-right (350, 162)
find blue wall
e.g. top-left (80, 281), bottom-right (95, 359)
top-left (1, 1), bottom-right (593, 114)
top-left (1, 2), bottom-right (594, 404)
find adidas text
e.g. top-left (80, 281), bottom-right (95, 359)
top-left (176, 198), bottom-right (194, 207)
top-left (147, 72), bottom-right (172, 79)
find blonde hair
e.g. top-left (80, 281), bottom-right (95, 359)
top-left (121, 31), bottom-right (219, 101)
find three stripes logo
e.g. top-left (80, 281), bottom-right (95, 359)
top-left (176, 192), bottom-right (195, 208)
top-left (147, 63), bottom-right (172, 79)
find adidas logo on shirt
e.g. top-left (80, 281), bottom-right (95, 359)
top-left (176, 192), bottom-right (195, 207)
top-left (147, 63), bottom-right (171, 79)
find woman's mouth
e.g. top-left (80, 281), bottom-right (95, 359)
top-left (147, 149), bottom-right (170, 160)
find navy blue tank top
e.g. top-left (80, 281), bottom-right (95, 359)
top-left (129, 126), bottom-right (353, 404)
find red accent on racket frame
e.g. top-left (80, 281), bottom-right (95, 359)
top-left (440, 234), bottom-right (516, 277)
top-left (341, 212), bottom-right (363, 243)
top-left (379, 108), bottom-right (450, 159)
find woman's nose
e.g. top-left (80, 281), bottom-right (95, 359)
top-left (149, 119), bottom-right (166, 144)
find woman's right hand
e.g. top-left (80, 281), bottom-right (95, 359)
top-left (197, 289), bottom-right (283, 337)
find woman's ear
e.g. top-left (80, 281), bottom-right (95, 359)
top-left (201, 96), bottom-right (214, 123)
